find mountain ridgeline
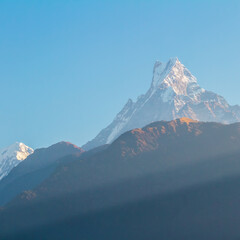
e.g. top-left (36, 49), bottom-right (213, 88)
top-left (2, 119), bottom-right (240, 239)
top-left (83, 58), bottom-right (240, 150)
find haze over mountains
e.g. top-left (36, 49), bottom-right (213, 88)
top-left (1, 58), bottom-right (240, 239)
top-left (2, 118), bottom-right (240, 239)
top-left (83, 58), bottom-right (240, 150)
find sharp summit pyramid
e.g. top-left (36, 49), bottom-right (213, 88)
top-left (83, 57), bottom-right (240, 150)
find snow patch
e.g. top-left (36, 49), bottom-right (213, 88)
top-left (0, 142), bottom-right (34, 180)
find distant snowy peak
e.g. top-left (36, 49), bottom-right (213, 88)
top-left (82, 57), bottom-right (240, 150)
top-left (0, 142), bottom-right (34, 180)
top-left (2, 142), bottom-right (33, 160)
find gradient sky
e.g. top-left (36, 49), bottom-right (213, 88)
top-left (0, 0), bottom-right (240, 149)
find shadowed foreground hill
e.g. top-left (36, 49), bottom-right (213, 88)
top-left (6, 169), bottom-right (240, 240)
top-left (1, 118), bottom-right (240, 239)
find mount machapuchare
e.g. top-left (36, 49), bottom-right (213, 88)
top-left (83, 57), bottom-right (240, 150)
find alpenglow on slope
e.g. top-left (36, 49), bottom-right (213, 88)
top-left (83, 57), bottom-right (240, 150)
top-left (0, 142), bottom-right (34, 180)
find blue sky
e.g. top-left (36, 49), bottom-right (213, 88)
top-left (0, 0), bottom-right (240, 149)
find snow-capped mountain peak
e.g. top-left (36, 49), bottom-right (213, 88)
top-left (151, 57), bottom-right (202, 96)
top-left (82, 57), bottom-right (240, 150)
top-left (0, 142), bottom-right (34, 180)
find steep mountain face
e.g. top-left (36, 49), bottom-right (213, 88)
top-left (2, 119), bottom-right (240, 239)
top-left (83, 58), bottom-right (240, 150)
top-left (0, 141), bottom-right (84, 206)
top-left (0, 142), bottom-right (34, 181)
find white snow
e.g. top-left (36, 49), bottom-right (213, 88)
top-left (0, 142), bottom-right (34, 180)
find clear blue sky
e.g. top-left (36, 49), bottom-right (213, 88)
top-left (0, 0), bottom-right (240, 149)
